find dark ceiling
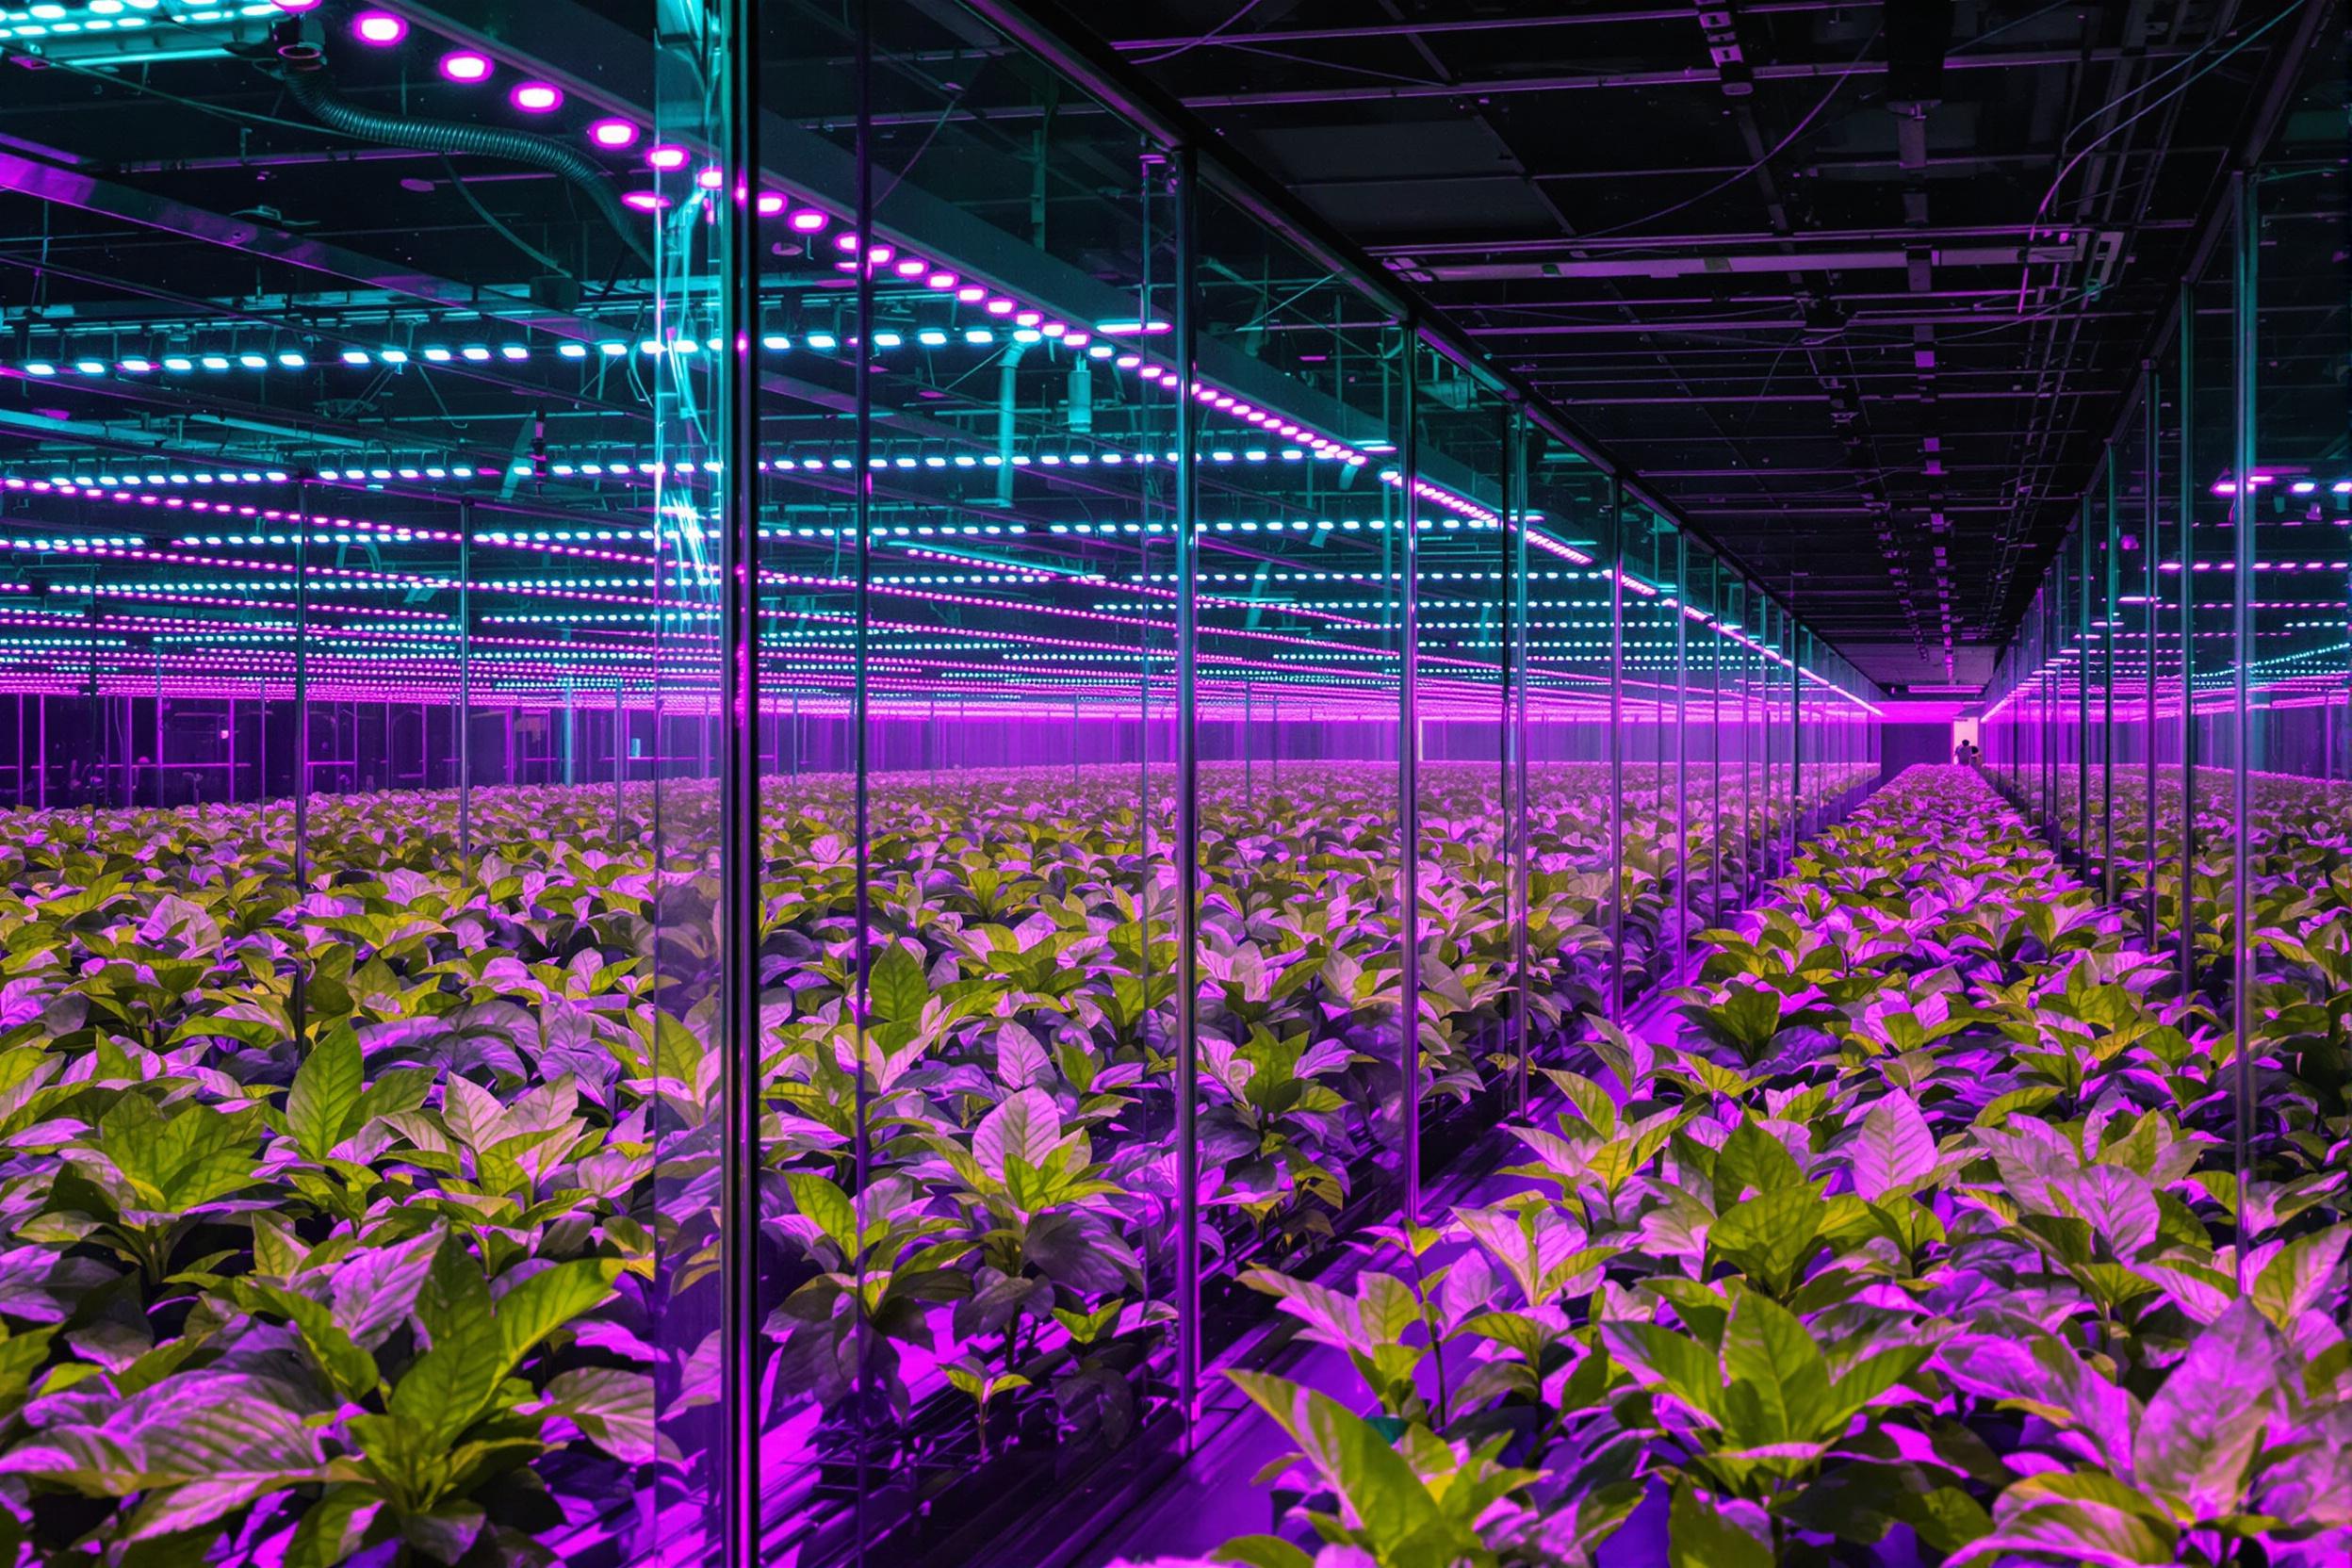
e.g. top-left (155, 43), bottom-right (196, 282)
top-left (1085, 0), bottom-right (2334, 685)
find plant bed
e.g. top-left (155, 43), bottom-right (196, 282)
top-left (1111, 764), bottom-right (2352, 1568)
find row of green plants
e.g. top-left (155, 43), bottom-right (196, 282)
top-left (0, 757), bottom-right (1854, 1564)
top-left (739, 757), bottom-right (1869, 1540)
top-left (1119, 763), bottom-right (2350, 1568)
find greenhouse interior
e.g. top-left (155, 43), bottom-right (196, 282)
top-left (0, 0), bottom-right (2344, 1564)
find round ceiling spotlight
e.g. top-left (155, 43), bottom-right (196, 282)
top-left (510, 81), bottom-right (562, 113)
top-left (268, 0), bottom-right (323, 12)
top-left (351, 10), bottom-right (406, 44)
top-left (587, 119), bottom-right (638, 149)
top-left (438, 51), bottom-right (493, 83)
top-left (645, 145), bottom-right (688, 172)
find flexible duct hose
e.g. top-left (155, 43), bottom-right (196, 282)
top-left (279, 61), bottom-right (653, 270)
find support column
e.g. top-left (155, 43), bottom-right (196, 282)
top-left (717, 0), bottom-right (762, 1555)
top-left (1397, 327), bottom-right (1422, 1221)
top-left (1606, 475), bottom-right (1625, 1024)
top-left (2230, 172), bottom-right (2257, 1282)
top-left (2103, 455), bottom-right (2119, 904)
top-left (1169, 140), bottom-right (1202, 1430)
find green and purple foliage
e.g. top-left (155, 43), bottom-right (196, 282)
top-left (1116, 765), bottom-right (2351, 1568)
top-left (0, 758), bottom-right (1862, 1564)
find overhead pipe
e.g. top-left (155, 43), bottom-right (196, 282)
top-left (273, 46), bottom-right (652, 270)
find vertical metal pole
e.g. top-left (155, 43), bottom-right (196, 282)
top-left (1398, 330), bottom-right (1422, 1221)
top-left (1710, 612), bottom-right (1723, 927)
top-left (2076, 520), bottom-right (2090, 871)
top-left (717, 0), bottom-right (762, 1558)
top-left (2144, 377), bottom-right (2160, 943)
top-left (1777, 620), bottom-right (1796, 860)
top-left (2230, 172), bottom-right (2256, 1284)
top-left (1170, 141), bottom-right (1202, 1429)
top-left (848, 6), bottom-right (878, 1539)
top-left (1506, 411), bottom-right (1529, 1118)
top-left (293, 486), bottom-right (310, 882)
top-left (1606, 475), bottom-right (1625, 1024)
top-left (1674, 531), bottom-right (1689, 973)
top-left (2178, 285), bottom-right (2198, 991)
top-left (2103, 455), bottom-right (2118, 904)
top-left (1242, 683), bottom-right (1251, 797)
top-left (457, 504), bottom-right (472, 865)
top-left (291, 484), bottom-right (311, 1048)
top-left (2050, 564), bottom-right (2064, 849)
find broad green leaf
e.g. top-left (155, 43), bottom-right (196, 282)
top-left (2251, 1225), bottom-right (2347, 1329)
top-left (286, 1487), bottom-right (381, 1568)
top-left (1720, 1290), bottom-right (1831, 1444)
top-left (235, 1280), bottom-right (379, 1402)
top-left (972, 1087), bottom-right (1064, 1182)
top-left (867, 942), bottom-right (931, 1025)
top-left (387, 1319), bottom-right (504, 1446)
top-left (1849, 1088), bottom-right (1937, 1201)
top-left (1228, 1370), bottom-right (1442, 1551)
top-left (1601, 1321), bottom-right (1723, 1421)
top-left (492, 1258), bottom-right (624, 1376)
top-left (1212, 1537), bottom-right (1315, 1568)
top-left (1710, 1185), bottom-right (1825, 1298)
top-left (286, 1024), bottom-right (364, 1163)
top-left (787, 1171), bottom-right (858, 1257)
top-left (1668, 1481), bottom-right (1772, 1568)
top-left (2132, 1299), bottom-right (2283, 1523)
top-left (1544, 1069), bottom-right (1619, 1139)
top-left (1715, 1116), bottom-right (1805, 1203)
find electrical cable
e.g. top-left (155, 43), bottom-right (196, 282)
top-left (2013, 0), bottom-right (2311, 314)
top-left (436, 154), bottom-right (573, 280)
top-left (1130, 0), bottom-right (1268, 66)
top-left (1569, 24), bottom-right (1884, 243)
top-left (277, 58), bottom-right (652, 270)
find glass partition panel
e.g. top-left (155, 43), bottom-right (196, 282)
top-left (1187, 183), bottom-right (1412, 1348)
top-left (1409, 347), bottom-right (1516, 1110)
top-left (1522, 450), bottom-right (1618, 1025)
top-left (2246, 62), bottom-right (2352, 1150)
top-left (2111, 388), bottom-right (2164, 939)
top-left (2188, 245), bottom-right (2240, 997)
top-left (1680, 543), bottom-right (1726, 937)
top-left (1620, 504), bottom-right (1680, 995)
top-left (0, 0), bottom-right (719, 1559)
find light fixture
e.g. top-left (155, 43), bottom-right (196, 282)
top-left (623, 190), bottom-right (669, 211)
top-left (438, 51), bottom-right (493, 83)
top-left (588, 119), bottom-right (638, 149)
top-left (510, 81), bottom-right (562, 113)
top-left (645, 145), bottom-right (688, 172)
top-left (754, 193), bottom-right (785, 215)
top-left (789, 209), bottom-right (827, 233)
top-left (351, 10), bottom-right (406, 44)
top-left (696, 167), bottom-right (724, 190)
